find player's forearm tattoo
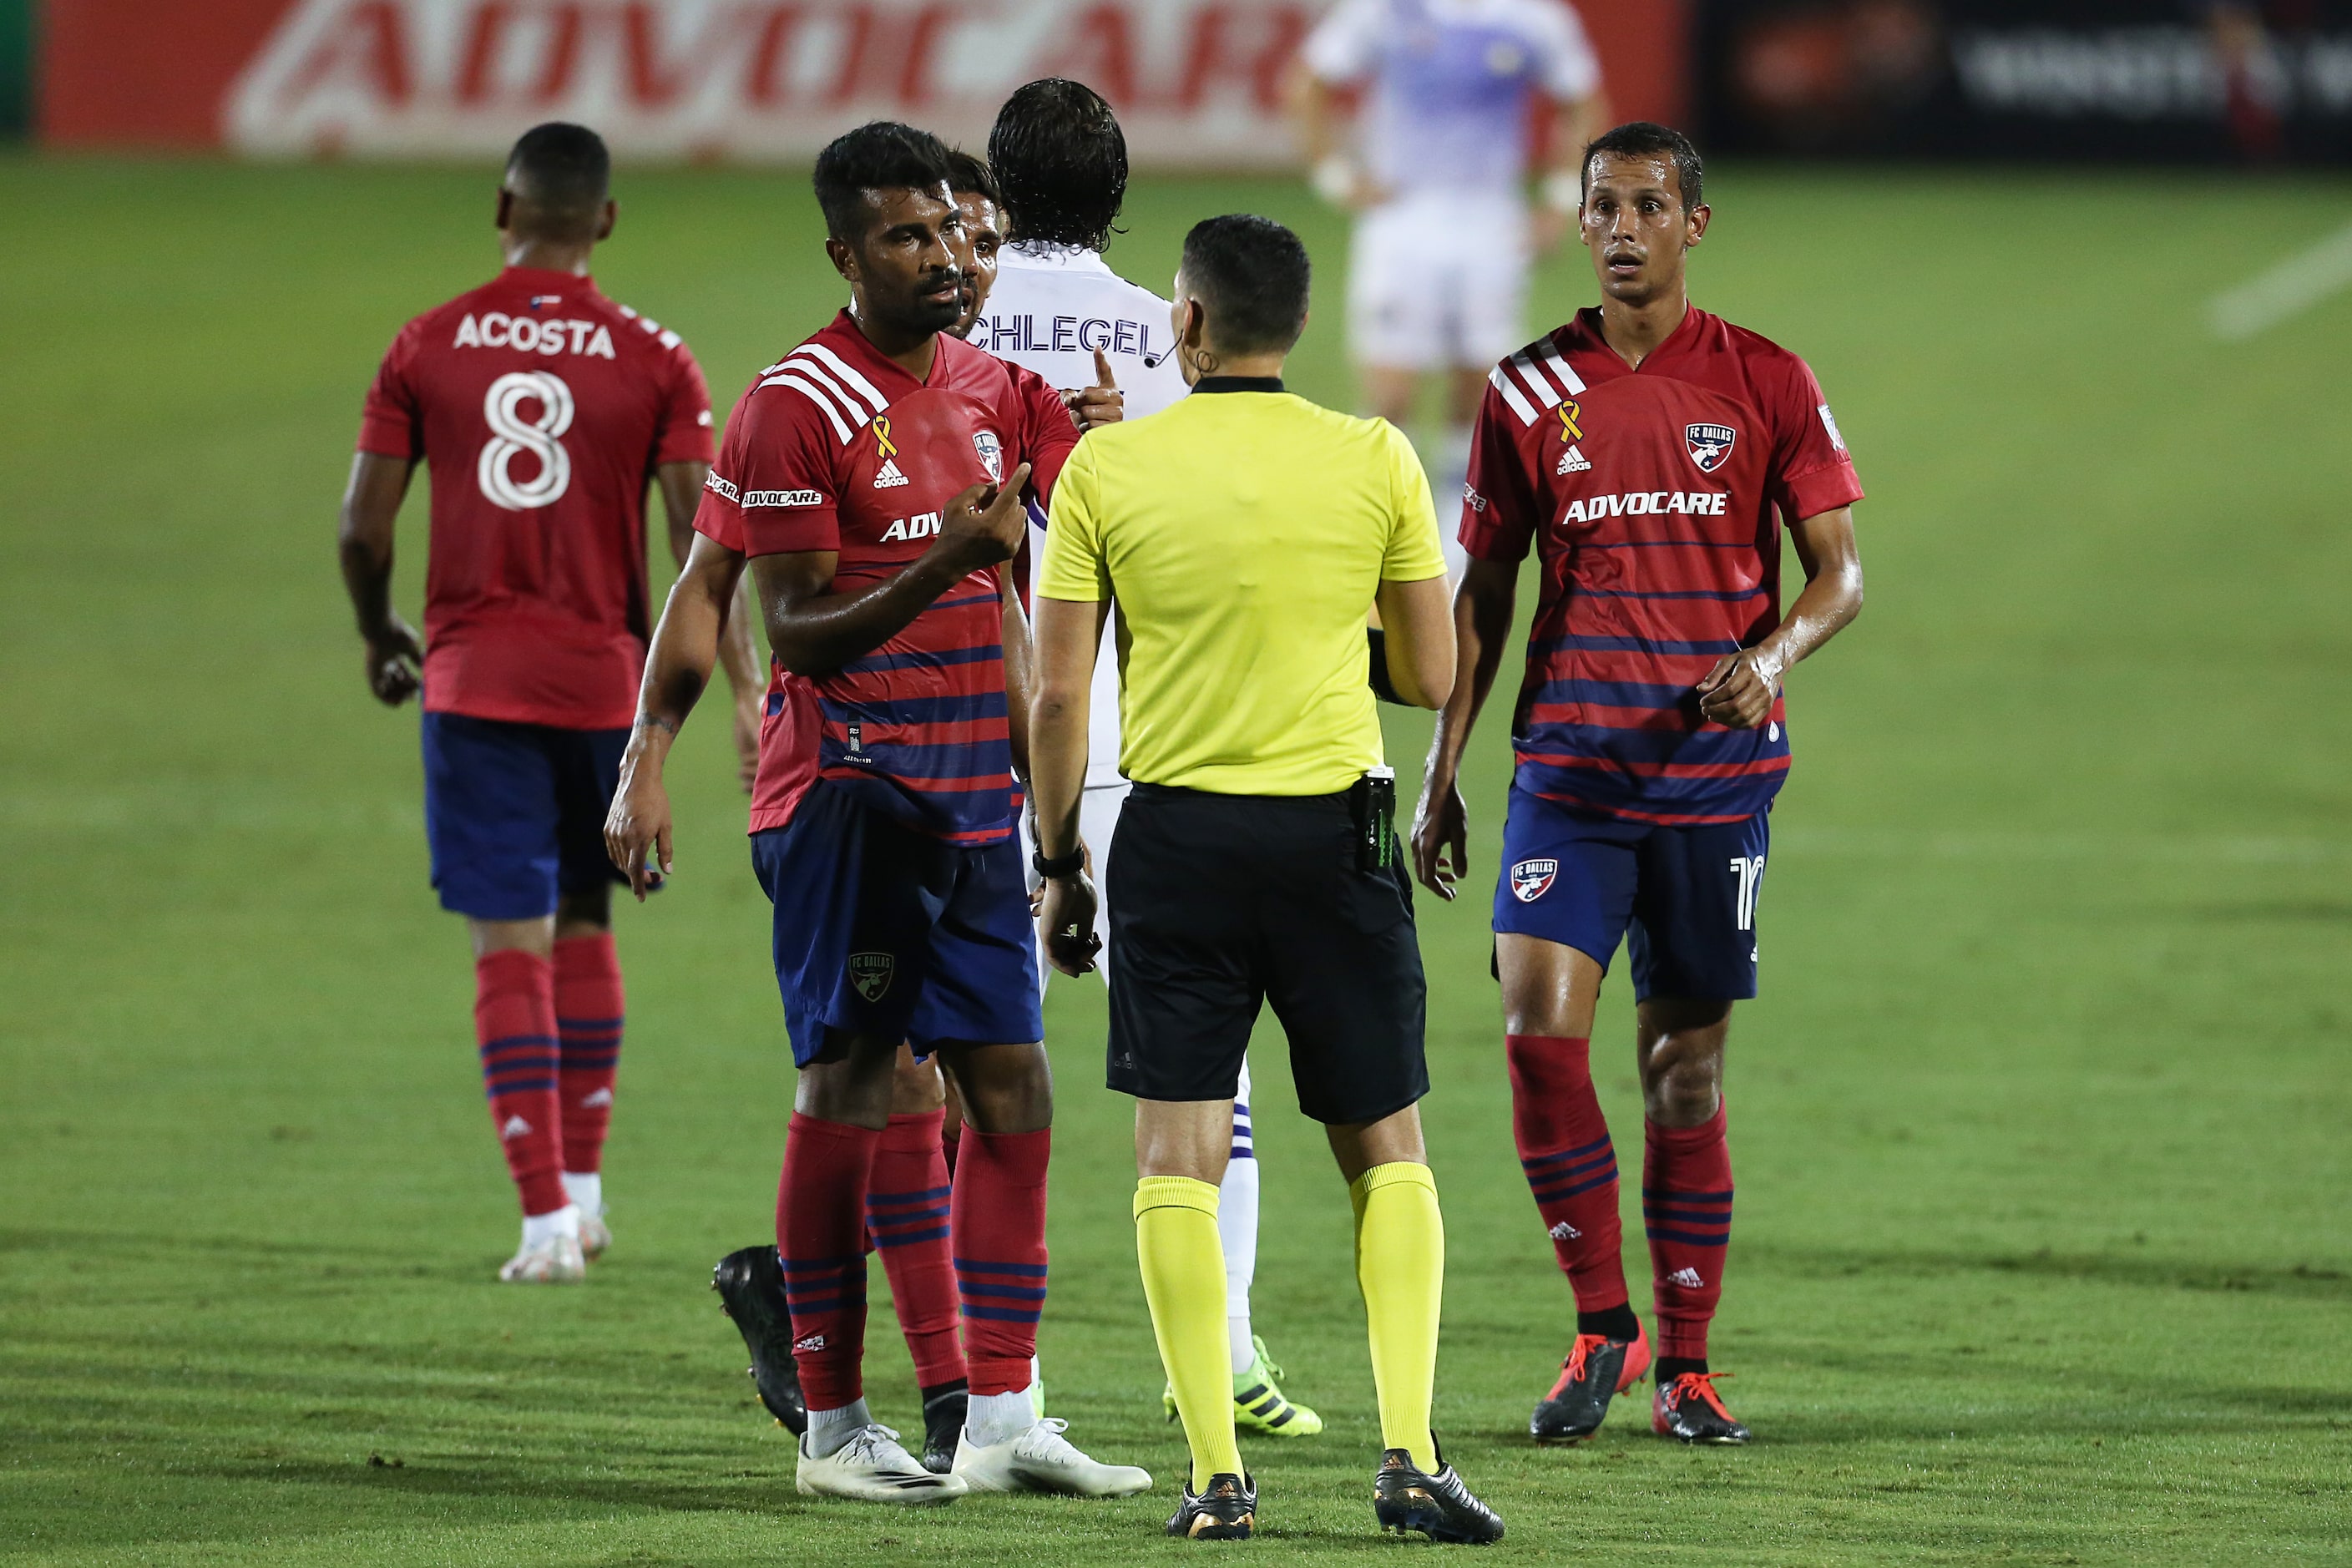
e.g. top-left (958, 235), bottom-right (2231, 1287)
top-left (635, 715), bottom-right (678, 736)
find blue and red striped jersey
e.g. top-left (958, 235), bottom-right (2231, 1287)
top-left (1461, 306), bottom-right (1864, 826)
top-left (695, 312), bottom-right (1078, 844)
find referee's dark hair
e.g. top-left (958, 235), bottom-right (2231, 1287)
top-left (503, 122), bottom-right (610, 239)
top-left (1582, 121), bottom-right (1704, 211)
top-left (988, 78), bottom-right (1129, 251)
top-left (813, 121), bottom-right (959, 245)
top-left (1180, 215), bottom-right (1311, 357)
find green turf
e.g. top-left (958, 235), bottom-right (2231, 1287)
top-left (3, 155), bottom-right (2349, 1565)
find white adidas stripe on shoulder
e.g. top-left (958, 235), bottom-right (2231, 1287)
top-left (760, 371), bottom-right (855, 444)
top-left (1489, 365), bottom-right (1539, 426)
top-left (1507, 349), bottom-right (1566, 410)
top-left (792, 344), bottom-right (888, 420)
top-left (1534, 338), bottom-right (1586, 396)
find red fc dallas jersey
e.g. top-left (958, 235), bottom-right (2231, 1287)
top-left (358, 266), bottom-right (715, 730)
top-left (695, 312), bottom-right (1079, 844)
top-left (1462, 306), bottom-right (1864, 825)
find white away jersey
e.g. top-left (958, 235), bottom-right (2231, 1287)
top-left (979, 243), bottom-right (1190, 787)
top-left (1302, 0), bottom-right (1601, 197)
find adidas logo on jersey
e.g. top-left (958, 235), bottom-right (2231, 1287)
top-left (1667, 1267), bottom-right (1706, 1288)
top-left (1549, 1221), bottom-right (1582, 1241)
top-left (499, 1115), bottom-right (533, 1141)
top-left (1555, 444), bottom-right (1592, 475)
top-left (873, 458), bottom-right (909, 488)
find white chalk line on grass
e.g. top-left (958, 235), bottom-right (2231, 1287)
top-left (2209, 216), bottom-right (2352, 341)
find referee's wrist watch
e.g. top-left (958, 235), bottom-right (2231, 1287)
top-left (1033, 847), bottom-right (1085, 882)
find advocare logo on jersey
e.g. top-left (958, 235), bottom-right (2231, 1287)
top-left (704, 475), bottom-right (825, 508)
top-left (454, 312), bottom-right (617, 358)
top-left (877, 511), bottom-right (943, 543)
top-left (1561, 491), bottom-right (1729, 523)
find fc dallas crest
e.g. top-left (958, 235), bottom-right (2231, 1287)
top-left (1510, 858), bottom-right (1558, 902)
top-left (1685, 422), bottom-right (1737, 473)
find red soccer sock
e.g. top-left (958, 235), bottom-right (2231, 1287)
top-left (1507, 1034), bottom-right (1630, 1313)
top-left (474, 948), bottom-right (566, 1217)
top-left (868, 1110), bottom-right (965, 1390)
top-left (950, 1127), bottom-right (1050, 1397)
top-left (776, 1113), bottom-right (880, 1412)
top-left (1644, 1103), bottom-right (1733, 1363)
top-left (553, 932), bottom-right (624, 1176)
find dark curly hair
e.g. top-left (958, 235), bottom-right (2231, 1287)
top-left (986, 78), bottom-right (1128, 251)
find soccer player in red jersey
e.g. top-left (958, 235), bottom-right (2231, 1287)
top-left (337, 124), bottom-right (761, 1284)
top-left (604, 123), bottom-right (1148, 1506)
top-left (1413, 122), bottom-right (1866, 1445)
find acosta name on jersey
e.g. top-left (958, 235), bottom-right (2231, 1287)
top-left (453, 312), bottom-right (619, 359)
top-left (1563, 489), bottom-right (1730, 523)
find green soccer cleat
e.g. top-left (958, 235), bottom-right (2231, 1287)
top-left (1162, 1335), bottom-right (1323, 1436)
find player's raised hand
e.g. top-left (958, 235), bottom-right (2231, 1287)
top-left (1411, 774), bottom-right (1470, 901)
top-left (363, 615), bottom-right (425, 706)
top-left (933, 461), bottom-right (1033, 572)
top-left (604, 745), bottom-right (675, 900)
top-left (1695, 647), bottom-right (1783, 729)
top-left (1062, 348), bottom-right (1125, 432)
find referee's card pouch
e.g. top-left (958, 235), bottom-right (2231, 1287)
top-left (1351, 766), bottom-right (1398, 873)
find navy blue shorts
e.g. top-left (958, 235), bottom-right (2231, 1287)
top-left (1492, 786), bottom-right (1769, 1002)
top-left (422, 712), bottom-right (630, 922)
top-left (751, 783), bottom-right (1043, 1067)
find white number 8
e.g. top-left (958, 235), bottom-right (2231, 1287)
top-left (477, 371), bottom-right (574, 510)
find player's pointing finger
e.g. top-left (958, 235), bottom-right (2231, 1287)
top-left (1092, 346), bottom-right (1118, 389)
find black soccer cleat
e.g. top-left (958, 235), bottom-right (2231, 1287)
top-left (1166, 1472), bottom-right (1256, 1540)
top-left (1373, 1444), bottom-right (1505, 1545)
top-left (1530, 1323), bottom-right (1651, 1444)
top-left (712, 1245), bottom-right (807, 1435)
top-left (919, 1385), bottom-right (968, 1474)
top-left (1651, 1371), bottom-right (1751, 1445)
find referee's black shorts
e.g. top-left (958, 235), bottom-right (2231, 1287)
top-left (1104, 782), bottom-right (1429, 1126)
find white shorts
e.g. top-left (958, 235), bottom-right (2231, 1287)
top-left (1348, 191), bottom-right (1531, 373)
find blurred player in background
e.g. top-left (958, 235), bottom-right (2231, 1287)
top-left (980, 77), bottom-right (1323, 1440)
top-left (606, 123), bottom-right (1148, 1505)
top-left (336, 122), bottom-right (761, 1284)
top-left (1414, 122), bottom-right (1865, 1447)
top-left (1293, 0), bottom-right (1608, 576)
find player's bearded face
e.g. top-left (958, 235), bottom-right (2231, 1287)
top-left (847, 185), bottom-right (967, 337)
top-left (948, 194), bottom-right (1004, 340)
top-left (1580, 155), bottom-right (1707, 305)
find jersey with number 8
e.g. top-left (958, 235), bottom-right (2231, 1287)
top-left (358, 265), bottom-right (715, 730)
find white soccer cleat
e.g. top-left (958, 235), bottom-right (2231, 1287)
top-left (497, 1233), bottom-right (585, 1283)
top-left (797, 1424), bottom-right (969, 1505)
top-left (579, 1209), bottom-right (612, 1260)
top-left (952, 1417), bottom-right (1153, 1498)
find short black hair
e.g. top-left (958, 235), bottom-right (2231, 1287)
top-left (944, 149), bottom-right (1001, 210)
top-left (503, 122), bottom-right (609, 231)
top-left (812, 121), bottom-right (958, 244)
top-left (987, 78), bottom-right (1128, 251)
top-left (1582, 121), bottom-right (1705, 211)
top-left (1179, 215), bottom-right (1310, 357)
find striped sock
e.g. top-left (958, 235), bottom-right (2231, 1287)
top-left (553, 932), bottom-right (623, 1181)
top-left (1507, 1033), bottom-right (1631, 1314)
top-left (951, 1127), bottom-right (1050, 1397)
top-left (776, 1113), bottom-right (878, 1412)
top-left (473, 948), bottom-right (564, 1217)
top-left (1643, 1103), bottom-right (1732, 1365)
top-left (868, 1110), bottom-right (964, 1390)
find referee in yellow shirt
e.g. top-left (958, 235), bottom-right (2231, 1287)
top-left (1029, 215), bottom-right (1501, 1545)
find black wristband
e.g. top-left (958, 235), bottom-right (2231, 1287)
top-left (1033, 848), bottom-right (1085, 880)
top-left (1367, 626), bottom-right (1404, 706)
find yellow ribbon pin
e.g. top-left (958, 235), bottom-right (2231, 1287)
top-left (1557, 401), bottom-right (1583, 443)
top-left (872, 416), bottom-right (898, 459)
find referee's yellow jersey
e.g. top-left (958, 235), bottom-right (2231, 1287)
top-left (1038, 384), bottom-right (1444, 797)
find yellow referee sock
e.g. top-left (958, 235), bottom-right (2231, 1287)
top-left (1136, 1176), bottom-right (1244, 1490)
top-left (1351, 1161), bottom-right (1444, 1473)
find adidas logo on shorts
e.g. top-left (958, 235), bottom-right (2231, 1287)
top-left (1556, 443), bottom-right (1592, 475)
top-left (873, 458), bottom-right (909, 488)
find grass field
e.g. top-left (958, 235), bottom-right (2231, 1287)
top-left (3, 155), bottom-right (2350, 1565)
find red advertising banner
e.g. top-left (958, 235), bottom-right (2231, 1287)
top-left (42, 0), bottom-right (1687, 164)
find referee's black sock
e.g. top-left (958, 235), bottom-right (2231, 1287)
top-left (1577, 1304), bottom-right (1642, 1343)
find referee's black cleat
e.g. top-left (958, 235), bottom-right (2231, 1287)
top-left (1166, 1472), bottom-right (1256, 1540)
top-left (712, 1245), bottom-right (807, 1435)
top-left (1530, 1323), bottom-right (1651, 1444)
top-left (1651, 1371), bottom-right (1751, 1445)
top-left (918, 1385), bottom-right (968, 1474)
top-left (1373, 1444), bottom-right (1505, 1545)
